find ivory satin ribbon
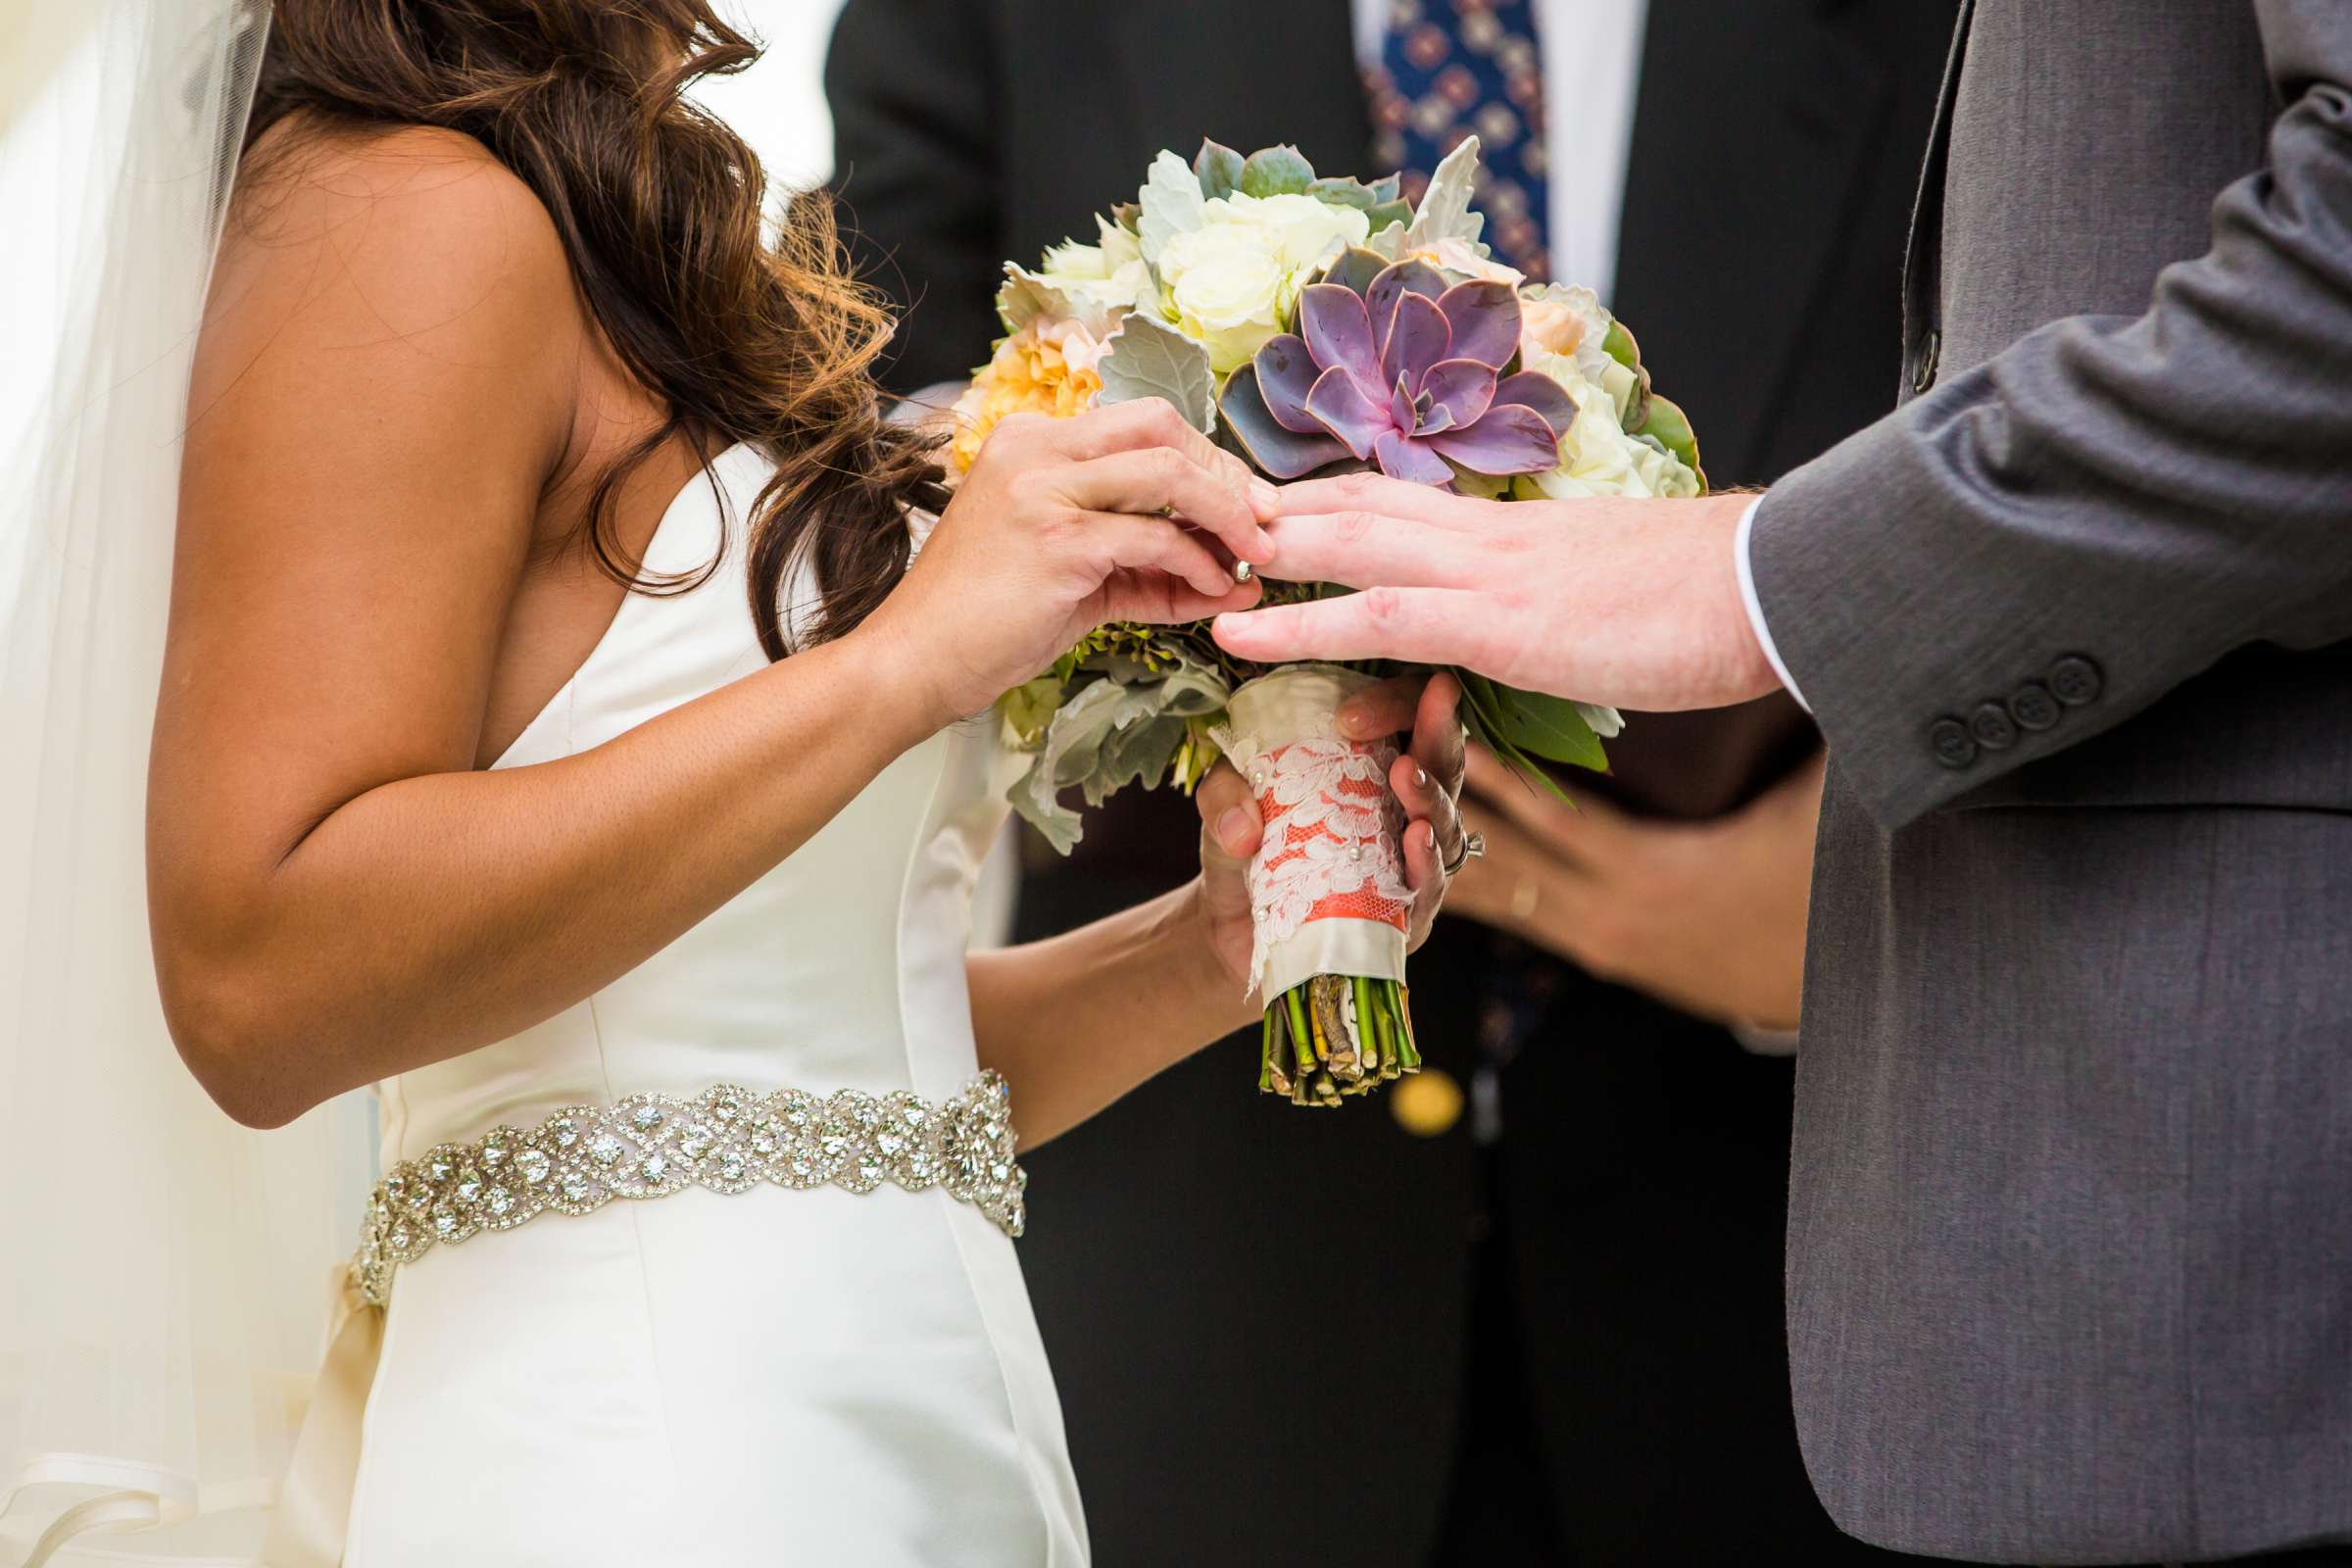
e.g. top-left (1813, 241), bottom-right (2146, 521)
top-left (2, 1457), bottom-right (280, 1567)
top-left (258, 1269), bottom-right (383, 1567)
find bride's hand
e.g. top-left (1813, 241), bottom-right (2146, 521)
top-left (863, 399), bottom-right (1274, 729)
top-left (1191, 671), bottom-right (1468, 989)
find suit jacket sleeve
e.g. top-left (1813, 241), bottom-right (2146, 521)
top-left (1746, 0), bottom-right (2352, 830)
top-left (822, 0), bottom-right (1000, 393)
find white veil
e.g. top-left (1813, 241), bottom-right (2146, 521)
top-left (1, 1), bottom-right (377, 1562)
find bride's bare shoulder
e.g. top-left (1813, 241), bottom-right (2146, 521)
top-left (204, 119), bottom-right (582, 394)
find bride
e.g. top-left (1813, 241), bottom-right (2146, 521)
top-left (37, 1), bottom-right (1467, 1563)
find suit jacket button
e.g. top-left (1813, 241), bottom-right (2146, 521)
top-left (1930, 717), bottom-right (1977, 769)
top-left (2008, 682), bottom-right (2059, 731)
top-left (2049, 655), bottom-right (2104, 706)
top-left (1910, 327), bottom-right (1941, 395)
top-left (1970, 701), bottom-right (2019, 751)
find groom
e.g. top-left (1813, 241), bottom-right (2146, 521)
top-left (1219, 3), bottom-right (2352, 1564)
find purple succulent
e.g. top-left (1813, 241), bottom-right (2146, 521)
top-left (1220, 256), bottom-right (1577, 485)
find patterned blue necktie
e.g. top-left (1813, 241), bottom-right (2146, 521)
top-left (1365, 0), bottom-right (1552, 281)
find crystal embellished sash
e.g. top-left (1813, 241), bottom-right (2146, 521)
top-left (350, 1072), bottom-right (1026, 1307)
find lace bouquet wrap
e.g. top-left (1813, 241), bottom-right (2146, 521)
top-left (1220, 665), bottom-right (1420, 1103)
top-left (967, 135), bottom-right (1707, 1106)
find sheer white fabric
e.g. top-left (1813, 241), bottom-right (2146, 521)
top-left (1, 2), bottom-right (375, 1562)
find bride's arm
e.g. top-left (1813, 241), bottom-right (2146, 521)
top-left (153, 132), bottom-right (1268, 1129)
top-left (153, 143), bottom-right (944, 1128)
top-left (968, 677), bottom-right (1466, 1147)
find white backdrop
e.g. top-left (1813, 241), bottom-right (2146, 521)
top-left (687, 0), bottom-right (854, 190)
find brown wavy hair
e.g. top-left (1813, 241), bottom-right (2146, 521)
top-left (242, 0), bottom-right (948, 659)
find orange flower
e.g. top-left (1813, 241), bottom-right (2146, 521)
top-left (950, 318), bottom-right (1116, 473)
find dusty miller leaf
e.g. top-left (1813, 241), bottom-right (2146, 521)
top-left (1138, 149), bottom-right (1205, 268)
top-left (1404, 135), bottom-right (1487, 251)
top-left (1097, 313), bottom-right (1218, 434)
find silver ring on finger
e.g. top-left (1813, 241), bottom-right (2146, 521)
top-left (1443, 828), bottom-right (1486, 879)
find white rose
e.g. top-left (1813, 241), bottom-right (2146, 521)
top-left (1156, 221), bottom-right (1290, 373)
top-left (1039, 235), bottom-right (1161, 318)
top-left (1514, 351), bottom-right (1700, 501)
top-left (1213, 191), bottom-right (1372, 271)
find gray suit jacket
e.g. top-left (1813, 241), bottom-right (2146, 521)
top-left (1749, 1), bottom-right (2352, 1560)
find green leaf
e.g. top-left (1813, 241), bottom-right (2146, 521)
top-left (1629, 392), bottom-right (1707, 493)
top-left (1368, 172), bottom-right (1402, 205)
top-left (1137, 150), bottom-right (1204, 267)
top-left (1361, 199), bottom-right (1414, 235)
top-left (1493, 685), bottom-right (1611, 772)
top-left (1239, 144), bottom-right (1315, 198)
top-left (1600, 319), bottom-right (1642, 375)
top-left (1098, 313), bottom-right (1219, 434)
top-left (1403, 136), bottom-right (1486, 250)
top-left (1456, 674), bottom-right (1580, 805)
top-left (1194, 139), bottom-right (1245, 200)
top-left (1460, 670), bottom-right (1610, 772)
top-left (1305, 175), bottom-right (1376, 210)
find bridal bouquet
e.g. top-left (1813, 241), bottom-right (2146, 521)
top-left (956, 136), bottom-right (1705, 1106)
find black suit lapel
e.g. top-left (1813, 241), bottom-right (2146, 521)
top-left (1610, 0), bottom-right (1893, 483)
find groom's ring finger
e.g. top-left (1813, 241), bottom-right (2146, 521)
top-left (1261, 511), bottom-right (1476, 589)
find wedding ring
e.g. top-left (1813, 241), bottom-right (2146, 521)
top-left (1443, 829), bottom-right (1486, 878)
top-left (1233, 561), bottom-right (1253, 584)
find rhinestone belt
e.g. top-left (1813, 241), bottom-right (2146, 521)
top-left (351, 1072), bottom-right (1027, 1308)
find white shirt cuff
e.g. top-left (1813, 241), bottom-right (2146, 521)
top-left (1734, 495), bottom-right (1809, 713)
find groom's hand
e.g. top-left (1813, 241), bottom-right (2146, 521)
top-left (1212, 473), bottom-right (1783, 713)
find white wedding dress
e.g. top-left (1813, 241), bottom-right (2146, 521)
top-left (337, 443), bottom-right (1087, 1565)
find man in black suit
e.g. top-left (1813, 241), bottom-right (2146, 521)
top-left (825, 3), bottom-right (1953, 1561)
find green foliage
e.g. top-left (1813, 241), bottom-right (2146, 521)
top-left (1239, 144), bottom-right (1316, 198)
top-left (1600, 318), bottom-right (1642, 374)
top-left (1194, 139), bottom-right (1245, 200)
top-left (1629, 392), bottom-right (1706, 493)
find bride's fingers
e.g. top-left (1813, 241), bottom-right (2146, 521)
top-left (1097, 567), bottom-right (1261, 626)
top-left (1057, 397), bottom-right (1245, 490)
top-left (1058, 450), bottom-right (1273, 566)
top-left (1071, 511), bottom-right (1239, 599)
